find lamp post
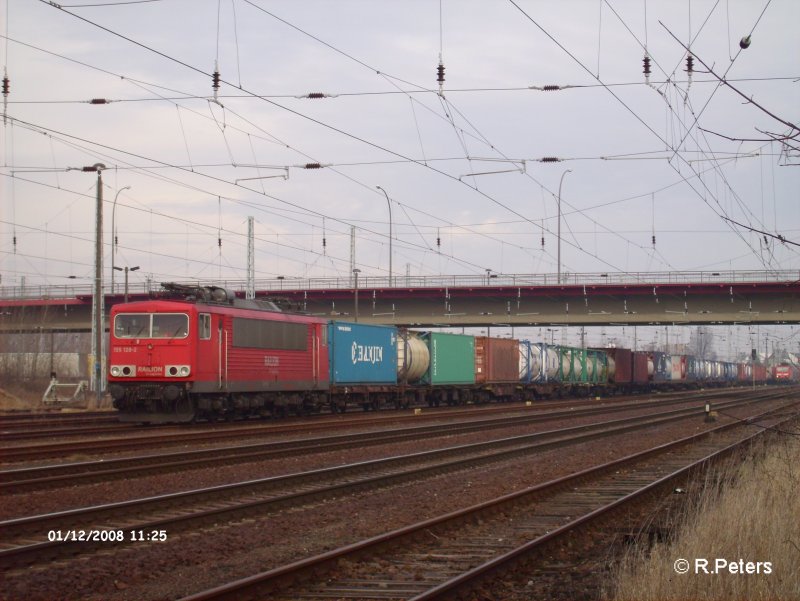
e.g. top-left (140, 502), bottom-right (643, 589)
top-left (376, 186), bottom-right (392, 287)
top-left (353, 268), bottom-right (361, 322)
top-left (111, 185), bottom-right (131, 294)
top-left (113, 265), bottom-right (140, 302)
top-left (80, 163), bottom-right (106, 408)
top-left (557, 169), bottom-right (572, 284)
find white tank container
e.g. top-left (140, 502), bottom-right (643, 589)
top-left (396, 334), bottom-right (430, 383)
top-left (606, 356), bottom-right (616, 380)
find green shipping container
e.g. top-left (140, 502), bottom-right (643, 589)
top-left (422, 332), bottom-right (476, 385)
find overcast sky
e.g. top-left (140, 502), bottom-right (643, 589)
top-left (1, 0), bottom-right (798, 357)
top-left (2, 0), bottom-right (798, 292)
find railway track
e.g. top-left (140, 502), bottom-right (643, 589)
top-left (0, 389), bottom-right (774, 491)
top-left (176, 400), bottom-right (798, 601)
top-left (0, 390), bottom-right (791, 572)
top-left (0, 388), bottom-right (749, 447)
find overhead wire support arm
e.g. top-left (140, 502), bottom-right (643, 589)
top-left (660, 21), bottom-right (800, 135)
top-left (459, 160), bottom-right (526, 180)
top-left (720, 215), bottom-right (799, 248)
top-left (235, 167), bottom-right (289, 184)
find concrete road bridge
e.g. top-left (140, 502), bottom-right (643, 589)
top-left (1, 270), bottom-right (798, 332)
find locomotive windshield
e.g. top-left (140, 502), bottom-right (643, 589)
top-left (114, 313), bottom-right (189, 339)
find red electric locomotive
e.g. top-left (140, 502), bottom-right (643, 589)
top-left (108, 284), bottom-right (329, 423)
top-left (773, 363), bottom-right (799, 382)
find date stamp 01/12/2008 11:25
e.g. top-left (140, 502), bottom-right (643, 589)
top-left (47, 529), bottom-right (168, 543)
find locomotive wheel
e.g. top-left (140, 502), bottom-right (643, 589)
top-left (174, 397), bottom-right (196, 423)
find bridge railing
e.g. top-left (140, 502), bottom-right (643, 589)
top-left (1, 270), bottom-right (797, 301)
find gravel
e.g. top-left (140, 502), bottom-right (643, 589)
top-left (0, 397), bottom-right (783, 601)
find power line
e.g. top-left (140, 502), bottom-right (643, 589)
top-left (30, 2), bottom-right (640, 276)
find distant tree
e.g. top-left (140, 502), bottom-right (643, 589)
top-left (687, 326), bottom-right (715, 359)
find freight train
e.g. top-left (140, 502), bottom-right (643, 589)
top-left (107, 284), bottom-right (783, 423)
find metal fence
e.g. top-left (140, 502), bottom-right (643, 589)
top-left (1, 270), bottom-right (798, 300)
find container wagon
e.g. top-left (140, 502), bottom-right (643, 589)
top-left (327, 322), bottom-right (399, 411)
top-left (474, 336), bottom-right (520, 402)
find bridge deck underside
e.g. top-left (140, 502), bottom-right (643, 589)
top-left (1, 283), bottom-right (797, 331)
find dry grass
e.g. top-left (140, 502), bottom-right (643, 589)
top-left (608, 433), bottom-right (800, 601)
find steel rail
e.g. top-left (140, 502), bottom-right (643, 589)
top-left (0, 393), bottom-right (785, 570)
top-left (177, 400), bottom-right (798, 601)
top-left (410, 418), bottom-right (794, 600)
top-left (0, 388), bottom-right (764, 463)
top-left (0, 388), bottom-right (766, 491)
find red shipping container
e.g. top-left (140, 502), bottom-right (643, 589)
top-left (632, 351), bottom-right (650, 384)
top-left (599, 348), bottom-right (632, 384)
top-left (474, 336), bottom-right (519, 384)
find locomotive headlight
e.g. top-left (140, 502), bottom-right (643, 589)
top-left (165, 365), bottom-right (191, 377)
top-left (110, 365), bottom-right (136, 377)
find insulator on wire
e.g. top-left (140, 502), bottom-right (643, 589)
top-left (684, 53), bottom-right (694, 96)
top-left (212, 61), bottom-right (221, 100)
top-left (437, 228), bottom-right (441, 250)
top-left (540, 157), bottom-right (561, 163)
top-left (218, 237), bottom-right (222, 248)
top-left (296, 92), bottom-right (339, 99)
top-left (541, 234), bottom-right (545, 248)
top-left (436, 56), bottom-right (445, 96)
top-left (304, 163), bottom-right (322, 169)
top-left (2, 69), bottom-right (8, 124)
top-left (90, 98), bottom-right (109, 105)
top-left (529, 84), bottom-right (574, 92)
top-left (652, 234), bottom-right (656, 246)
top-left (642, 54), bottom-right (652, 84)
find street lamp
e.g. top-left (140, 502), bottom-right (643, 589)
top-left (557, 169), bottom-right (572, 284)
top-left (111, 185), bottom-right (131, 293)
top-left (77, 162), bottom-right (107, 408)
top-left (353, 268), bottom-right (361, 322)
top-left (113, 265), bottom-right (140, 302)
top-left (376, 186), bottom-right (392, 287)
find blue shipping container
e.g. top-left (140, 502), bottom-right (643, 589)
top-left (328, 322), bottom-right (398, 385)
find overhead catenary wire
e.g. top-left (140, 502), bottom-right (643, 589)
top-left (507, 0), bottom-right (783, 273)
top-left (6, 2), bottom-right (792, 286)
top-left (30, 2), bottom-right (639, 277)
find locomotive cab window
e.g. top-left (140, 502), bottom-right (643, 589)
top-left (152, 313), bottom-right (189, 339)
top-left (114, 313), bottom-right (149, 338)
top-left (199, 313), bottom-right (211, 340)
